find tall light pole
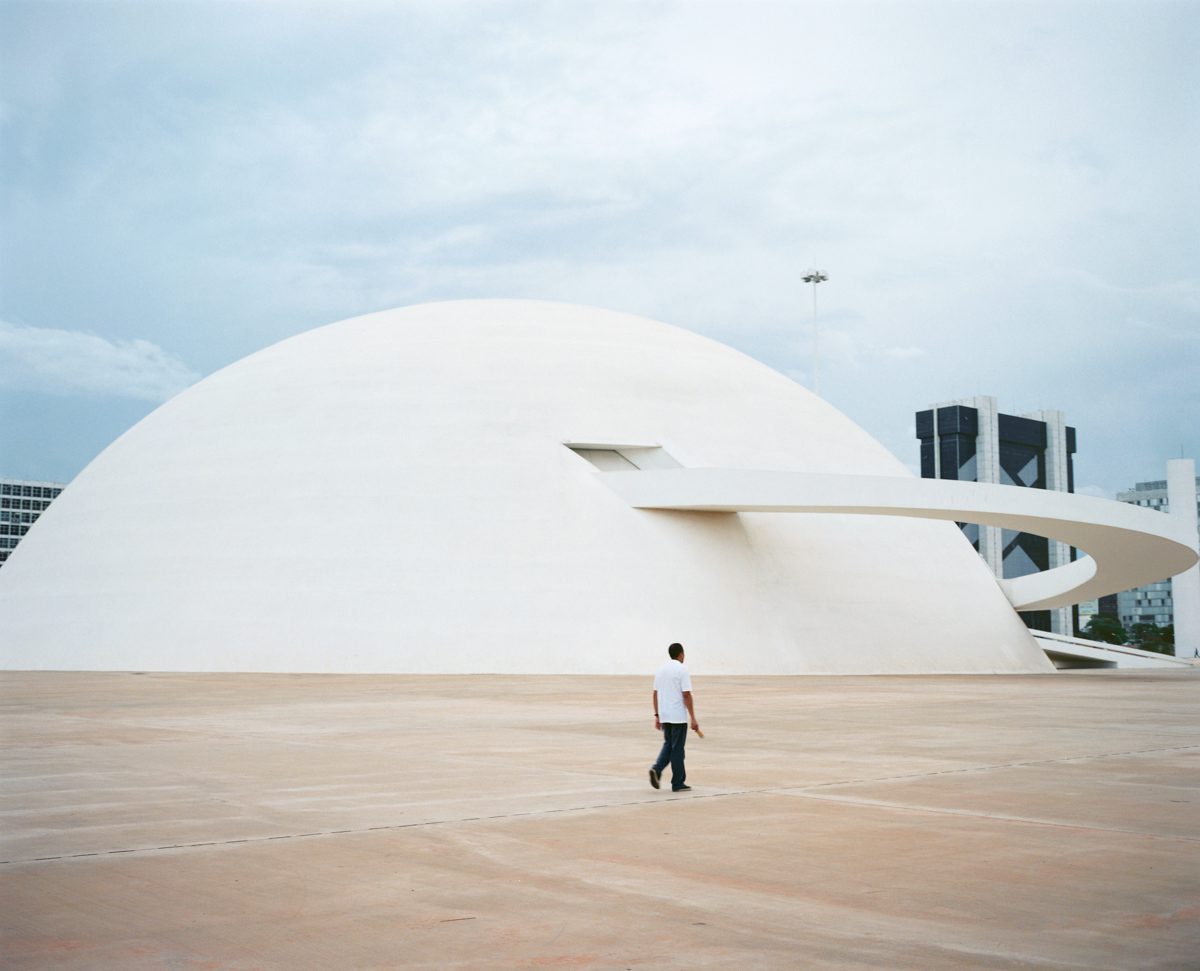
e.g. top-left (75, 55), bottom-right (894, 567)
top-left (802, 269), bottom-right (828, 396)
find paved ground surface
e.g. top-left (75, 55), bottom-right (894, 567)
top-left (2, 669), bottom-right (1198, 970)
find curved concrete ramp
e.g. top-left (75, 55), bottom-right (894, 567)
top-left (1034, 631), bottom-right (1196, 668)
top-left (601, 469), bottom-right (1199, 611)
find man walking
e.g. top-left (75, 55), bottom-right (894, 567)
top-left (649, 642), bottom-right (699, 792)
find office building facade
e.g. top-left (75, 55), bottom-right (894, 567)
top-left (1, 479), bottom-right (66, 568)
top-left (916, 395), bottom-right (1076, 635)
top-left (1115, 475), bottom-right (1200, 630)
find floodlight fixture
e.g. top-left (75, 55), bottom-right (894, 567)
top-left (803, 269), bottom-right (828, 396)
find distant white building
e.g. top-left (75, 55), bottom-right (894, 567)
top-left (0, 479), bottom-right (66, 568)
top-left (1116, 476), bottom-right (1200, 629)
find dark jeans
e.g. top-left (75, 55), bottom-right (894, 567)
top-left (653, 722), bottom-right (688, 790)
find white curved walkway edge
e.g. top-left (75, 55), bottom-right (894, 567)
top-left (600, 469), bottom-right (1200, 611)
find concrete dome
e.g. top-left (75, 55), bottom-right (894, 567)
top-left (0, 300), bottom-right (1049, 673)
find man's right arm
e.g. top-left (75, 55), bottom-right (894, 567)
top-left (683, 690), bottom-right (698, 732)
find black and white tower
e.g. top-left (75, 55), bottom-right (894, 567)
top-left (915, 396), bottom-right (1077, 636)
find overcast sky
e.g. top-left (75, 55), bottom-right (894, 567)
top-left (2, 0), bottom-right (1196, 497)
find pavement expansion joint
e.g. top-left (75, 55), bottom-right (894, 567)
top-left (784, 790), bottom-right (1200, 842)
top-left (5, 743), bottom-right (1198, 866)
top-left (797, 742), bottom-right (1200, 790)
top-left (0, 792), bottom-right (739, 865)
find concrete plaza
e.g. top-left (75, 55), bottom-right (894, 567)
top-left (2, 669), bottom-right (1198, 969)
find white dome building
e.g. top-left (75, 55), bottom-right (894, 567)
top-left (0, 300), bottom-right (1053, 674)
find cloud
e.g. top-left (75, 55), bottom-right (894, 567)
top-left (0, 0), bottom-right (1196, 492)
top-left (879, 346), bottom-right (928, 362)
top-left (0, 320), bottom-right (199, 402)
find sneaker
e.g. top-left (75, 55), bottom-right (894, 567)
top-left (648, 767), bottom-right (661, 789)
top-left (672, 784), bottom-right (691, 792)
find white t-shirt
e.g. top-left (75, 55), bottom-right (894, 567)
top-left (654, 659), bottom-right (692, 723)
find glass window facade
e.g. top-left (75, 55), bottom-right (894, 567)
top-left (1114, 477), bottom-right (1200, 630)
top-left (0, 479), bottom-right (67, 567)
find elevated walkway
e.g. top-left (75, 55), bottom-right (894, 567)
top-left (1034, 629), bottom-right (1196, 669)
top-left (596, 465), bottom-right (1199, 611)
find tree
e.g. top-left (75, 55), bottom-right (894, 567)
top-left (1128, 623), bottom-right (1174, 655)
top-left (1081, 614), bottom-right (1127, 645)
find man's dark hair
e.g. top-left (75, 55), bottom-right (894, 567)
top-left (668, 643), bottom-right (684, 659)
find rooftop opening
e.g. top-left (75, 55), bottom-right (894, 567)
top-left (564, 443), bottom-right (681, 471)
